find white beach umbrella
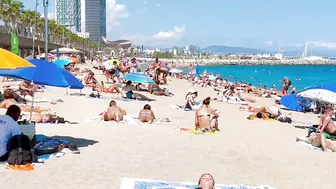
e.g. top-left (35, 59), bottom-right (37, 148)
top-left (169, 68), bottom-right (183, 73)
top-left (297, 89), bottom-right (336, 104)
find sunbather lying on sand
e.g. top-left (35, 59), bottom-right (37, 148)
top-left (18, 82), bottom-right (56, 104)
top-left (148, 80), bottom-right (172, 96)
top-left (92, 84), bottom-right (121, 94)
top-left (243, 105), bottom-right (281, 119)
top-left (197, 173), bottom-right (215, 189)
top-left (122, 81), bottom-right (154, 101)
top-left (138, 104), bottom-right (155, 123)
top-left (195, 97), bottom-right (220, 132)
top-left (296, 131), bottom-right (336, 152)
top-left (0, 90), bottom-right (49, 113)
top-left (103, 100), bottom-right (127, 122)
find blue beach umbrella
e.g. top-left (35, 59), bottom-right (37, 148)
top-left (54, 59), bottom-right (72, 67)
top-left (0, 59), bottom-right (84, 89)
top-left (123, 72), bottom-right (155, 84)
top-left (195, 64), bottom-right (200, 76)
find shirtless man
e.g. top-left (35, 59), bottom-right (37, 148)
top-left (317, 108), bottom-right (336, 135)
top-left (103, 100), bottom-right (126, 122)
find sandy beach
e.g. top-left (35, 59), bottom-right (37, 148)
top-left (0, 64), bottom-right (335, 189)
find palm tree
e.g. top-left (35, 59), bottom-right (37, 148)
top-left (0, 0), bottom-right (100, 52)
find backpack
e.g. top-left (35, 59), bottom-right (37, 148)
top-left (6, 134), bottom-right (38, 165)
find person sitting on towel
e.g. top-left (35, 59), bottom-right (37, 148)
top-left (296, 131), bottom-right (336, 152)
top-left (0, 89), bottom-right (50, 113)
top-left (122, 81), bottom-right (153, 101)
top-left (84, 71), bottom-right (99, 87)
top-left (195, 97), bottom-right (219, 132)
top-left (185, 89), bottom-right (200, 110)
top-left (196, 173), bottom-right (215, 189)
top-left (316, 107), bottom-right (336, 136)
top-left (138, 104), bottom-right (155, 124)
top-left (103, 100), bottom-right (127, 122)
top-left (0, 105), bottom-right (22, 162)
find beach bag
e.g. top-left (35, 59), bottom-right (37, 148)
top-left (6, 134), bottom-right (38, 165)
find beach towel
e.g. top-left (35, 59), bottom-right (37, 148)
top-left (291, 120), bottom-right (316, 127)
top-left (176, 127), bottom-right (219, 135)
top-left (297, 141), bottom-right (322, 151)
top-left (120, 178), bottom-right (276, 189)
top-left (85, 113), bottom-right (170, 126)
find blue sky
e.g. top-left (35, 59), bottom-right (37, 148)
top-left (21, 0), bottom-right (336, 49)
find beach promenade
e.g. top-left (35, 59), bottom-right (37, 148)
top-left (0, 64), bottom-right (335, 189)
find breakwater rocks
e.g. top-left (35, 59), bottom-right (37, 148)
top-left (168, 59), bottom-right (336, 66)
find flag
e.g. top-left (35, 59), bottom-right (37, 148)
top-left (56, 48), bottom-right (60, 57)
top-left (11, 33), bottom-right (19, 55)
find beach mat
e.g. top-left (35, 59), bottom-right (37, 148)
top-left (297, 141), bottom-right (322, 151)
top-left (176, 127), bottom-right (219, 135)
top-left (120, 178), bottom-right (276, 189)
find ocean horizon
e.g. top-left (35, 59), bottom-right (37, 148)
top-left (198, 65), bottom-right (336, 90)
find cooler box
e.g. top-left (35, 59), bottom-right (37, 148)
top-left (19, 122), bottom-right (36, 139)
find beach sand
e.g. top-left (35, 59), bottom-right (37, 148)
top-left (0, 65), bottom-right (335, 189)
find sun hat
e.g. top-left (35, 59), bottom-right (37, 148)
top-left (188, 89), bottom-right (195, 93)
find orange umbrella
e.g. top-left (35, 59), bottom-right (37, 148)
top-left (0, 48), bottom-right (35, 69)
top-left (71, 57), bottom-right (78, 64)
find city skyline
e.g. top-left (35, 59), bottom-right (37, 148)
top-left (21, 0), bottom-right (336, 50)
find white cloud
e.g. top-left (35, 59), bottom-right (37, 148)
top-left (264, 41), bottom-right (273, 46)
top-left (106, 0), bottom-right (128, 28)
top-left (122, 25), bottom-right (186, 46)
top-left (153, 25), bottom-right (185, 39)
top-left (135, 1), bottom-right (149, 14)
top-left (41, 12), bottom-right (55, 19)
top-left (308, 41), bottom-right (336, 49)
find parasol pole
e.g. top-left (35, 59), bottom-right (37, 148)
top-left (29, 83), bottom-right (37, 122)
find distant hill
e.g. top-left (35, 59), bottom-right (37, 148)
top-left (200, 45), bottom-right (270, 54)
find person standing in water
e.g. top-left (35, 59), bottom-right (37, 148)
top-left (281, 77), bottom-right (292, 95)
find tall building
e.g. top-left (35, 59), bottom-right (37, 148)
top-left (75, 0), bottom-right (81, 32)
top-left (81, 0), bottom-right (106, 45)
top-left (55, 0), bottom-right (76, 26)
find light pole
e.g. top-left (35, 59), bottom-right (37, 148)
top-left (43, 0), bottom-right (49, 61)
top-left (32, 0), bottom-right (38, 58)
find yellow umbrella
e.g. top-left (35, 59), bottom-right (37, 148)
top-left (0, 48), bottom-right (35, 69)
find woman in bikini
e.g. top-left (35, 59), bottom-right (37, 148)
top-left (195, 97), bottom-right (220, 132)
top-left (138, 104), bottom-right (155, 123)
top-left (148, 80), bottom-right (171, 96)
top-left (92, 84), bottom-right (121, 94)
top-left (0, 89), bottom-right (49, 113)
top-left (84, 71), bottom-right (98, 87)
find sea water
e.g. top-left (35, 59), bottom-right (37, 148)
top-left (198, 65), bottom-right (336, 90)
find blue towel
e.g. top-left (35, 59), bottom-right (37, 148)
top-left (121, 178), bottom-right (276, 189)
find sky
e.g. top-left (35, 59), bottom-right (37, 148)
top-left (20, 0), bottom-right (336, 49)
